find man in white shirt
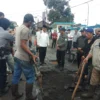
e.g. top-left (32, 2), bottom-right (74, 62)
top-left (38, 25), bottom-right (49, 65)
top-left (36, 27), bottom-right (42, 52)
top-left (66, 29), bottom-right (73, 53)
top-left (73, 29), bottom-right (80, 48)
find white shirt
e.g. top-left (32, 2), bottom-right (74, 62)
top-left (38, 31), bottom-right (49, 47)
top-left (68, 34), bottom-right (73, 41)
top-left (57, 32), bottom-right (60, 40)
top-left (73, 33), bottom-right (80, 42)
top-left (36, 31), bottom-right (41, 45)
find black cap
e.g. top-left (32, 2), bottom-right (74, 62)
top-left (59, 27), bottom-right (66, 31)
top-left (0, 12), bottom-right (4, 17)
top-left (67, 29), bottom-right (71, 31)
top-left (0, 18), bottom-right (11, 30)
top-left (43, 25), bottom-right (48, 29)
top-left (24, 14), bottom-right (34, 23)
top-left (80, 28), bottom-right (86, 32)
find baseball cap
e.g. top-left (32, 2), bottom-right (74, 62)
top-left (80, 28), bottom-right (86, 32)
top-left (0, 18), bottom-right (11, 30)
top-left (59, 27), bottom-right (66, 31)
top-left (86, 28), bottom-right (94, 34)
top-left (43, 25), bottom-right (48, 29)
top-left (24, 14), bottom-right (34, 23)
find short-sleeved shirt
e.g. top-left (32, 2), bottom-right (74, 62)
top-left (14, 25), bottom-right (31, 61)
top-left (89, 39), bottom-right (100, 71)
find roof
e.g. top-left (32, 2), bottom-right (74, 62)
top-left (87, 24), bottom-right (100, 29)
top-left (51, 22), bottom-right (75, 28)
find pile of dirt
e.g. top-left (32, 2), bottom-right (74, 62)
top-left (42, 71), bottom-right (74, 100)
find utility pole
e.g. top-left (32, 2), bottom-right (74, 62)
top-left (71, 0), bottom-right (93, 26)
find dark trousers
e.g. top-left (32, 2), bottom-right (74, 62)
top-left (73, 42), bottom-right (77, 48)
top-left (66, 41), bottom-right (72, 53)
top-left (39, 47), bottom-right (47, 63)
top-left (52, 39), bottom-right (56, 48)
top-left (36, 47), bottom-right (39, 52)
top-left (57, 50), bottom-right (65, 68)
top-left (77, 52), bottom-right (83, 68)
top-left (0, 59), bottom-right (7, 90)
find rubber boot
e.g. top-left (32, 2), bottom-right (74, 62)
top-left (25, 83), bottom-right (37, 100)
top-left (81, 85), bottom-right (96, 98)
top-left (11, 84), bottom-right (23, 99)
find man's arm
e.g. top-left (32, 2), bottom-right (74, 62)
top-left (4, 32), bottom-right (15, 42)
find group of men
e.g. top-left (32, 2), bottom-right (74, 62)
top-left (0, 10), bottom-right (100, 100)
top-left (0, 12), bottom-right (42, 100)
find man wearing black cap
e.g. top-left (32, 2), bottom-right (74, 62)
top-left (12, 14), bottom-right (37, 100)
top-left (0, 18), bottom-right (14, 96)
top-left (56, 27), bottom-right (68, 71)
top-left (76, 28), bottom-right (86, 68)
top-left (80, 28), bottom-right (95, 85)
top-left (38, 25), bottom-right (49, 65)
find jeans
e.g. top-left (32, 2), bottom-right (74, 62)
top-left (0, 59), bottom-right (7, 89)
top-left (12, 57), bottom-right (35, 84)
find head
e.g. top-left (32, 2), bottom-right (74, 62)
top-left (75, 29), bottom-right (78, 34)
top-left (0, 18), bottom-right (11, 30)
top-left (0, 12), bottom-right (4, 19)
top-left (60, 27), bottom-right (66, 34)
top-left (23, 14), bottom-right (34, 28)
top-left (80, 29), bottom-right (86, 36)
top-left (95, 28), bottom-right (100, 35)
top-left (86, 28), bottom-right (94, 39)
top-left (97, 28), bottom-right (100, 35)
top-left (42, 25), bottom-right (48, 32)
top-left (67, 29), bottom-right (71, 34)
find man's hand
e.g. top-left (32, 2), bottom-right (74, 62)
top-left (83, 57), bottom-right (88, 63)
top-left (81, 56), bottom-right (85, 60)
top-left (32, 55), bottom-right (38, 64)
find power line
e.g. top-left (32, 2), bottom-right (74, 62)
top-left (71, 0), bottom-right (93, 8)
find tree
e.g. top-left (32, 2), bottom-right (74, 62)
top-left (43, 0), bottom-right (74, 23)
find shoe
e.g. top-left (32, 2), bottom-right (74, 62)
top-left (81, 85), bottom-right (96, 98)
top-left (11, 84), bottom-right (23, 99)
top-left (25, 83), bottom-right (37, 100)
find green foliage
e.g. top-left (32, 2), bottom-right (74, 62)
top-left (43, 0), bottom-right (74, 23)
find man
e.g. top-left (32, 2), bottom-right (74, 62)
top-left (66, 29), bottom-right (73, 54)
top-left (0, 18), bottom-right (14, 96)
top-left (76, 29), bottom-right (86, 68)
top-left (56, 27), bottom-right (68, 71)
top-left (35, 27), bottom-right (42, 52)
top-left (12, 14), bottom-right (37, 100)
top-left (94, 28), bottom-right (100, 40)
top-left (0, 12), bottom-right (4, 18)
top-left (81, 28), bottom-right (95, 84)
top-left (38, 25), bottom-right (49, 65)
top-left (52, 30), bottom-right (57, 48)
top-left (81, 37), bottom-right (100, 100)
top-left (73, 29), bottom-right (80, 48)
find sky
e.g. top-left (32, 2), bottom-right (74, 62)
top-left (0, 0), bottom-right (100, 26)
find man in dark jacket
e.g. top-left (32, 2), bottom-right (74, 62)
top-left (81, 28), bottom-right (95, 84)
top-left (56, 27), bottom-right (68, 71)
top-left (0, 18), bottom-right (14, 96)
top-left (76, 29), bottom-right (86, 68)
